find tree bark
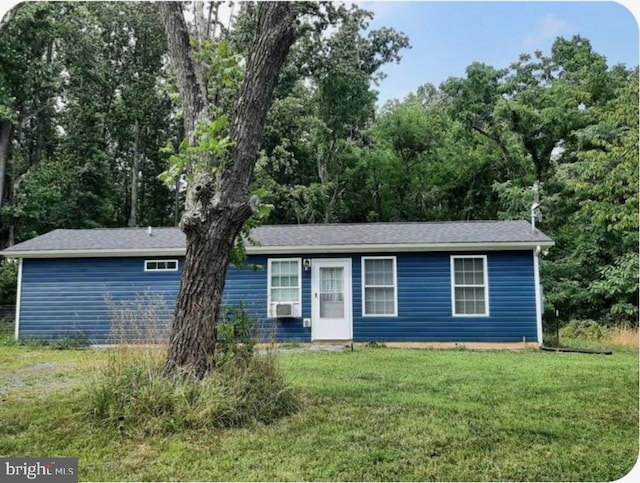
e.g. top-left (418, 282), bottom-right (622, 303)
top-left (0, 120), bottom-right (13, 210)
top-left (160, 1), bottom-right (296, 378)
top-left (128, 120), bottom-right (140, 227)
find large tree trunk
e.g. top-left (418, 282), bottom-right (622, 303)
top-left (128, 120), bottom-right (140, 227)
top-left (159, 1), bottom-right (295, 378)
top-left (0, 120), bottom-right (13, 211)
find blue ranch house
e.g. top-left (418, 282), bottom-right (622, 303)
top-left (1, 221), bottom-right (553, 346)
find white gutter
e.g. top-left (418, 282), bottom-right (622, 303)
top-left (14, 258), bottom-right (23, 341)
top-left (246, 241), bottom-right (555, 255)
top-left (2, 240), bottom-right (555, 259)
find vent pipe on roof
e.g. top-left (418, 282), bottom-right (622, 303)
top-left (148, 226), bottom-right (153, 236)
top-left (530, 203), bottom-right (540, 232)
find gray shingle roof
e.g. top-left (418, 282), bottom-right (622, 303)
top-left (1, 220), bottom-right (553, 257)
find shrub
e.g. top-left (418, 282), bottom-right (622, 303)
top-left (559, 319), bottom-right (609, 341)
top-left (0, 260), bottom-right (18, 305)
top-left (216, 304), bottom-right (259, 366)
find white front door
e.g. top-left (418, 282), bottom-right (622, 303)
top-left (311, 259), bottom-right (352, 341)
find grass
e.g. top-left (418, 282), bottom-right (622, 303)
top-left (0, 339), bottom-right (637, 481)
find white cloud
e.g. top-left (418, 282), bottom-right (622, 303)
top-left (523, 13), bottom-right (567, 49)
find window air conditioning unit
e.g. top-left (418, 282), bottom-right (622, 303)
top-left (269, 302), bottom-right (301, 319)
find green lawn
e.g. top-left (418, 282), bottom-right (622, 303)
top-left (0, 345), bottom-right (637, 481)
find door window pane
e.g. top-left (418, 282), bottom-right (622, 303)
top-left (320, 267), bottom-right (344, 318)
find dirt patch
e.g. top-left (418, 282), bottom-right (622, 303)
top-left (0, 361), bottom-right (85, 396)
top-left (23, 362), bottom-right (79, 372)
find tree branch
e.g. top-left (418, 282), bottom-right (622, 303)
top-left (223, 2), bottom-right (296, 197)
top-left (158, 2), bottom-right (209, 134)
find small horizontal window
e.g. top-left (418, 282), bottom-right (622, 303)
top-left (145, 259), bottom-right (178, 272)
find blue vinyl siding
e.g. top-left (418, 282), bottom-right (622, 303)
top-left (222, 256), bottom-right (312, 343)
top-left (19, 257), bottom-right (180, 343)
top-left (17, 250), bottom-right (538, 344)
top-left (352, 252), bottom-right (537, 342)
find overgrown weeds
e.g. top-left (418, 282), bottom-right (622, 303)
top-left (87, 303), bottom-right (299, 437)
top-left (554, 319), bottom-right (638, 349)
top-left (0, 325), bottom-right (89, 349)
top-left (560, 319), bottom-right (608, 341)
top-left (106, 293), bottom-right (171, 344)
top-left (88, 345), bottom-right (299, 436)
top-left (609, 322), bottom-right (639, 348)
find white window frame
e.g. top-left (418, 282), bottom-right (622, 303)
top-left (450, 255), bottom-right (489, 317)
top-left (267, 258), bottom-right (302, 308)
top-left (144, 259), bottom-right (179, 272)
top-left (362, 256), bottom-right (398, 317)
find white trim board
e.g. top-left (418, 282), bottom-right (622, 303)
top-left (14, 258), bottom-right (23, 340)
top-left (3, 240), bottom-right (554, 259)
top-left (533, 247), bottom-right (543, 344)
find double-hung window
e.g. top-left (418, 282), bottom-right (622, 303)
top-left (451, 255), bottom-right (489, 316)
top-left (268, 258), bottom-right (301, 306)
top-left (362, 256), bottom-right (397, 316)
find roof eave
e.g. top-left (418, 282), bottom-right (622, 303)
top-left (1, 240), bottom-right (554, 258)
top-left (246, 241), bottom-right (554, 254)
top-left (0, 248), bottom-right (186, 259)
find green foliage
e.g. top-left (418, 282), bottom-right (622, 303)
top-left (591, 252), bottom-right (639, 319)
top-left (159, 116), bottom-right (233, 187)
top-left (542, 70), bottom-right (639, 323)
top-left (0, 259), bottom-right (17, 305)
top-left (1, 1), bottom-right (177, 246)
top-left (195, 38), bottom-right (245, 114)
top-left (158, 36), bottom-right (244, 190)
top-left (559, 319), bottom-right (609, 341)
top-left (255, 5), bottom-right (410, 224)
top-left (216, 304), bottom-right (259, 366)
top-left (1, 2), bottom-right (636, 330)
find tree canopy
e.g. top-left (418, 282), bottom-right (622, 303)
top-left (0, 2), bottom-right (637, 327)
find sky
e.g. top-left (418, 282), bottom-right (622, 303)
top-left (357, 1), bottom-right (639, 105)
top-left (1, 1), bottom-right (638, 106)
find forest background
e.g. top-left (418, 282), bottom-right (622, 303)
top-left (0, 1), bottom-right (637, 329)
